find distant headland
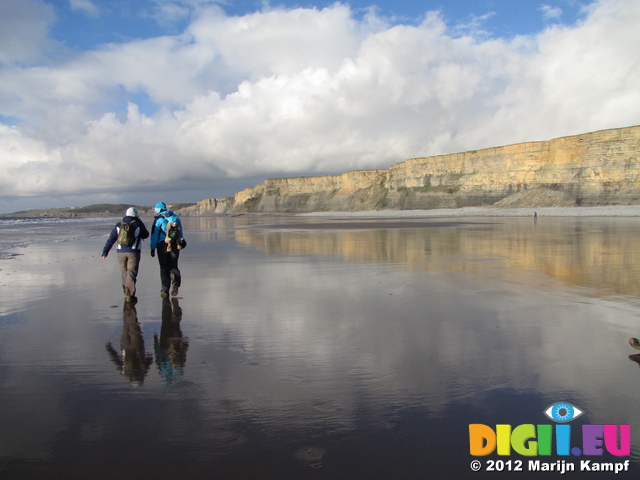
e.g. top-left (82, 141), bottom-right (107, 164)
top-left (1, 203), bottom-right (194, 219)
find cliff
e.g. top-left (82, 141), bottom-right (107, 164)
top-left (179, 125), bottom-right (640, 215)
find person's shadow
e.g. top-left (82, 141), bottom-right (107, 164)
top-left (154, 297), bottom-right (189, 386)
top-left (105, 302), bottom-right (154, 385)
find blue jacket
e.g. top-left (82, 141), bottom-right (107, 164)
top-left (102, 216), bottom-right (150, 256)
top-left (150, 210), bottom-right (183, 250)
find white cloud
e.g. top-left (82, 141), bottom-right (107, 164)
top-left (0, 0), bottom-right (57, 65)
top-left (540, 4), bottom-right (563, 20)
top-left (69, 0), bottom-right (100, 17)
top-left (0, 0), bottom-right (639, 209)
top-left (148, 0), bottom-right (227, 27)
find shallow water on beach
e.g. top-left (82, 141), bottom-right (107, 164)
top-left (2, 214), bottom-right (640, 479)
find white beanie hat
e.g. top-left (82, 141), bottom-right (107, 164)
top-left (125, 207), bottom-right (138, 217)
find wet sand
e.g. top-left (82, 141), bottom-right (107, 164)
top-left (2, 212), bottom-right (640, 479)
top-left (299, 204), bottom-right (640, 217)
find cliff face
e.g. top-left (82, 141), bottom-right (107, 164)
top-left (178, 197), bottom-right (234, 215)
top-left (179, 125), bottom-right (640, 215)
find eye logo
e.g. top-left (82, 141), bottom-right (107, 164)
top-left (544, 402), bottom-right (584, 423)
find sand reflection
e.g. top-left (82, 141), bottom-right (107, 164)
top-left (231, 217), bottom-right (640, 298)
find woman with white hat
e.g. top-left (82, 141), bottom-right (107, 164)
top-left (102, 207), bottom-right (150, 302)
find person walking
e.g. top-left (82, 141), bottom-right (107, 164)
top-left (150, 202), bottom-right (183, 297)
top-left (102, 207), bottom-right (150, 302)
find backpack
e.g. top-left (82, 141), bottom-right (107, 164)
top-left (165, 221), bottom-right (176, 239)
top-left (152, 212), bottom-right (171, 233)
top-left (117, 220), bottom-right (136, 247)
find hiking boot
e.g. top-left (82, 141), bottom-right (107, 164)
top-left (160, 291), bottom-right (169, 298)
top-left (629, 338), bottom-right (640, 350)
top-left (170, 272), bottom-right (179, 296)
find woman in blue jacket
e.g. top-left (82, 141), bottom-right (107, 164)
top-left (150, 202), bottom-right (183, 297)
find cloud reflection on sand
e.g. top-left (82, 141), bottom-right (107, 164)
top-left (2, 214), bottom-right (640, 476)
top-left (183, 215), bottom-right (640, 428)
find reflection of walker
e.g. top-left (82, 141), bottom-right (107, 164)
top-left (105, 302), bottom-right (153, 385)
top-left (154, 297), bottom-right (189, 386)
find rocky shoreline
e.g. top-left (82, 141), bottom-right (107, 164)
top-left (180, 125), bottom-right (640, 216)
top-left (4, 204), bottom-right (640, 219)
top-left (4, 126), bottom-right (638, 219)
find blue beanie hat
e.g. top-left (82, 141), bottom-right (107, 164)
top-left (154, 202), bottom-right (167, 212)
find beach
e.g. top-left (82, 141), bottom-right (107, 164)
top-left (1, 209), bottom-right (640, 479)
top-left (299, 204), bottom-right (640, 217)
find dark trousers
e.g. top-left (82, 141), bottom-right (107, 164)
top-left (156, 243), bottom-right (181, 294)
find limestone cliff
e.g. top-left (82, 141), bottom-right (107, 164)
top-left (179, 125), bottom-right (640, 215)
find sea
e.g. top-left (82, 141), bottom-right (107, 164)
top-left (0, 216), bottom-right (115, 259)
top-left (1, 213), bottom-right (640, 479)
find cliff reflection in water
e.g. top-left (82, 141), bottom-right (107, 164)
top-left (232, 217), bottom-right (640, 299)
top-left (179, 214), bottom-right (640, 431)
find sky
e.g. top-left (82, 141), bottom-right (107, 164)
top-left (1, 0), bottom-right (639, 213)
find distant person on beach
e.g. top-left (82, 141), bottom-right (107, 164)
top-left (102, 207), bottom-right (149, 302)
top-left (150, 202), bottom-right (184, 297)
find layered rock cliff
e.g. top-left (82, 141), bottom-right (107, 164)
top-left (179, 125), bottom-right (640, 215)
